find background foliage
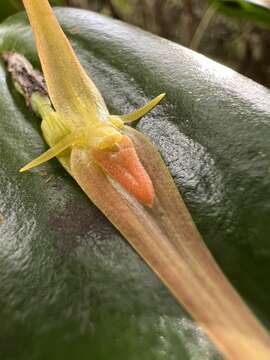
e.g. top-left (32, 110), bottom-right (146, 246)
top-left (72, 0), bottom-right (270, 88)
top-left (0, 0), bottom-right (270, 86)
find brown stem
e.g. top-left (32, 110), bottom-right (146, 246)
top-left (2, 52), bottom-right (48, 111)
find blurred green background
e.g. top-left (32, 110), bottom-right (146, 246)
top-left (0, 0), bottom-right (270, 87)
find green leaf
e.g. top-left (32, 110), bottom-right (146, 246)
top-left (211, 0), bottom-right (270, 27)
top-left (1, 8), bottom-right (270, 360)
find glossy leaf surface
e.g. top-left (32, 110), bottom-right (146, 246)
top-left (1, 8), bottom-right (270, 360)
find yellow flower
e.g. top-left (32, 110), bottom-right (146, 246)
top-left (20, 0), bottom-right (165, 207)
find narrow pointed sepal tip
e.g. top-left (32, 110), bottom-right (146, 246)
top-left (120, 92), bottom-right (166, 123)
top-left (20, 163), bottom-right (35, 172)
top-left (91, 136), bottom-right (155, 207)
top-left (159, 92), bottom-right (166, 99)
top-left (19, 131), bottom-right (83, 173)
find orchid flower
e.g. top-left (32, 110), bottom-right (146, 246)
top-left (20, 0), bottom-right (166, 207)
top-left (8, 1), bottom-right (270, 359)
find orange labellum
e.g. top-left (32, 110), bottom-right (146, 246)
top-left (91, 136), bottom-right (154, 207)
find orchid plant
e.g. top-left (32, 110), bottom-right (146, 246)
top-left (5, 0), bottom-right (270, 359)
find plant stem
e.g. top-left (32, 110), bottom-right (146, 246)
top-left (2, 52), bottom-right (50, 116)
top-left (190, 4), bottom-right (217, 51)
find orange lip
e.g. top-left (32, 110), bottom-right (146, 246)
top-left (91, 136), bottom-right (154, 207)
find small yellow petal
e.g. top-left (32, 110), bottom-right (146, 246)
top-left (120, 93), bottom-right (166, 123)
top-left (20, 131), bottom-right (83, 172)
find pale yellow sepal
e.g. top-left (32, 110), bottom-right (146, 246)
top-left (22, 0), bottom-right (108, 126)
